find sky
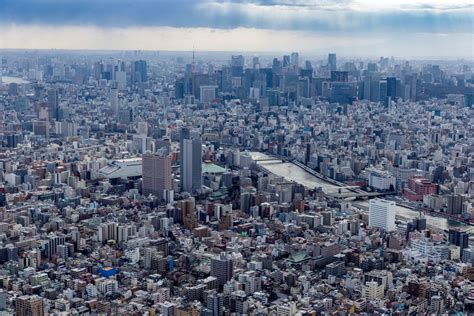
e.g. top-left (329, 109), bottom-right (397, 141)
top-left (0, 0), bottom-right (473, 58)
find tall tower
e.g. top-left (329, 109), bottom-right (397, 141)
top-left (110, 87), bottom-right (118, 115)
top-left (179, 127), bottom-right (202, 193)
top-left (211, 253), bottom-right (234, 286)
top-left (47, 88), bottom-right (59, 121)
top-left (142, 150), bottom-right (172, 200)
top-left (369, 199), bottom-right (396, 231)
top-left (192, 46), bottom-right (196, 73)
top-left (328, 53), bottom-right (337, 72)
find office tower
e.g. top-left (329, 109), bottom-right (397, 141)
top-left (386, 77), bottom-right (397, 102)
top-left (369, 199), bottom-right (396, 231)
top-left (200, 85), bottom-right (217, 103)
top-left (367, 62), bottom-right (378, 72)
top-left (142, 151), bottom-right (172, 200)
top-left (133, 60), bottom-right (147, 83)
top-left (45, 235), bottom-right (66, 258)
top-left (330, 82), bottom-right (357, 105)
top-left (282, 55), bottom-right (290, 67)
top-left (252, 56), bottom-right (259, 69)
top-left (47, 88), bottom-right (59, 121)
top-left (16, 295), bottom-right (44, 316)
top-left (363, 76), bottom-right (372, 100)
top-left (370, 77), bottom-right (381, 102)
top-left (328, 53), bottom-right (337, 71)
top-left (231, 55), bottom-right (244, 77)
top-left (379, 79), bottom-right (388, 106)
top-left (290, 52), bottom-right (299, 67)
top-left (180, 129), bottom-right (202, 193)
top-left (448, 229), bottom-right (469, 249)
top-left (116, 70), bottom-right (127, 90)
top-left (211, 253), bottom-right (234, 286)
top-left (192, 73), bottom-right (211, 99)
top-left (110, 87), bottom-right (118, 115)
top-left (179, 127), bottom-right (190, 189)
top-left (207, 292), bottom-right (223, 315)
top-left (331, 71), bottom-right (348, 82)
top-left (447, 194), bottom-right (464, 215)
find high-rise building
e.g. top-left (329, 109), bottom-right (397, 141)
top-left (110, 87), bottom-right (118, 115)
top-left (369, 199), bottom-right (396, 231)
top-left (47, 88), bottom-right (59, 121)
top-left (211, 253), bottom-right (234, 286)
top-left (448, 229), bottom-right (469, 249)
top-left (331, 71), bottom-right (348, 82)
top-left (133, 60), bottom-right (147, 83)
top-left (282, 55), bottom-right (290, 67)
top-left (159, 302), bottom-right (176, 316)
top-left (15, 295), bottom-right (44, 316)
top-left (231, 55), bottom-right (244, 77)
top-left (328, 53), bottom-right (337, 71)
top-left (142, 151), bottom-right (172, 200)
top-left (290, 52), bottom-right (299, 67)
top-left (200, 85), bottom-right (217, 103)
top-left (430, 295), bottom-right (444, 314)
top-left (386, 77), bottom-right (397, 102)
top-left (180, 128), bottom-right (202, 193)
top-left (207, 291), bottom-right (224, 315)
top-left (447, 194), bottom-right (464, 215)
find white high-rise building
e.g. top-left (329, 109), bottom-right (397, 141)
top-left (369, 198), bottom-right (396, 231)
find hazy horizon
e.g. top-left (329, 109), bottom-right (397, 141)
top-left (1, 0), bottom-right (473, 59)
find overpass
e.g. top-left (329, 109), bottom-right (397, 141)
top-left (252, 158), bottom-right (286, 162)
top-left (324, 190), bottom-right (397, 199)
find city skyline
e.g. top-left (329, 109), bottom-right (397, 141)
top-left (0, 1), bottom-right (473, 315)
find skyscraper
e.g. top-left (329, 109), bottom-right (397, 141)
top-left (133, 60), bottom-right (147, 83)
top-left (211, 253), bottom-right (234, 286)
top-left (231, 55), bottom-right (244, 77)
top-left (369, 199), bottom-right (396, 231)
top-left (290, 52), bottom-right (299, 67)
top-left (47, 88), bottom-right (59, 121)
top-left (328, 53), bottom-right (337, 72)
top-left (447, 194), bottom-right (464, 215)
top-left (142, 150), bottom-right (172, 200)
top-left (180, 128), bottom-right (202, 193)
top-left (448, 229), bottom-right (469, 249)
top-left (386, 77), bottom-right (397, 103)
top-left (282, 55), bottom-right (290, 67)
top-left (110, 87), bottom-right (118, 115)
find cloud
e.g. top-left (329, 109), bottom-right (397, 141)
top-left (1, 24), bottom-right (472, 59)
top-left (0, 0), bottom-right (472, 34)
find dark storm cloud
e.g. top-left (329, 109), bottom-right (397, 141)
top-left (0, 0), bottom-right (472, 33)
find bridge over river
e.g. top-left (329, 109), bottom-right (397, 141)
top-left (249, 151), bottom-right (473, 233)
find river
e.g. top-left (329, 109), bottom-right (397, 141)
top-left (1, 76), bottom-right (30, 84)
top-left (249, 151), bottom-right (473, 233)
